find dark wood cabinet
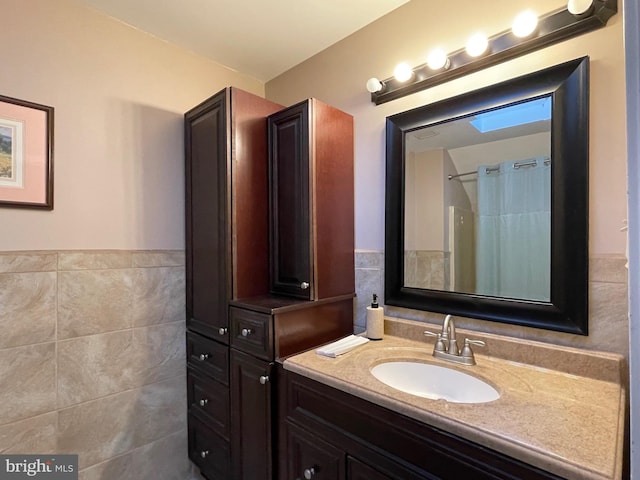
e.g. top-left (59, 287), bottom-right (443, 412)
top-left (186, 87), bottom-right (283, 340)
top-left (186, 89), bottom-right (355, 480)
top-left (268, 102), bottom-right (311, 299)
top-left (280, 368), bottom-right (565, 480)
top-left (268, 99), bottom-right (354, 301)
top-left (228, 296), bottom-right (353, 480)
top-left (185, 92), bottom-right (228, 341)
top-left (231, 350), bottom-right (275, 480)
top-left (185, 87), bottom-right (283, 480)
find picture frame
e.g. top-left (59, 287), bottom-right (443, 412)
top-left (0, 94), bottom-right (54, 210)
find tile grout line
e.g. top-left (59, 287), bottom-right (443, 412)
top-left (54, 251), bottom-right (60, 451)
top-left (0, 320), bottom-right (187, 353)
top-left (56, 371), bottom-right (187, 412)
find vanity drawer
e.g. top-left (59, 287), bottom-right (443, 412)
top-left (187, 370), bottom-right (230, 440)
top-left (230, 306), bottom-right (273, 360)
top-left (188, 413), bottom-right (231, 480)
top-left (186, 331), bottom-right (229, 385)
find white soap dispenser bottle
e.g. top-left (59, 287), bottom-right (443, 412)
top-left (366, 293), bottom-right (384, 340)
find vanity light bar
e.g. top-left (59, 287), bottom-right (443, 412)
top-left (368, 0), bottom-right (616, 105)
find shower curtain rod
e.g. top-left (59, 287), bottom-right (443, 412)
top-left (448, 157), bottom-right (550, 180)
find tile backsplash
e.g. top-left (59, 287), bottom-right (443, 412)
top-left (0, 250), bottom-right (190, 480)
top-left (355, 250), bottom-right (630, 360)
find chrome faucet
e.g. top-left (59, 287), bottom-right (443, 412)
top-left (424, 315), bottom-right (485, 366)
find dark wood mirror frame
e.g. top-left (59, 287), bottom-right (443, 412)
top-left (385, 56), bottom-right (589, 335)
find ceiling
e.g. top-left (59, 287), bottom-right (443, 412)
top-left (76, 0), bottom-right (409, 82)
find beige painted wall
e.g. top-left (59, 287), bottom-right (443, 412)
top-left (405, 149), bottom-right (444, 251)
top-left (0, 0), bottom-right (263, 251)
top-left (266, 0), bottom-right (628, 255)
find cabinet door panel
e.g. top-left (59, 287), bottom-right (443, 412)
top-left (185, 91), bottom-right (230, 340)
top-left (231, 349), bottom-right (274, 480)
top-left (268, 102), bottom-right (311, 299)
top-left (288, 423), bottom-right (345, 480)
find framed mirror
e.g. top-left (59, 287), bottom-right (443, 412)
top-left (385, 57), bottom-right (589, 334)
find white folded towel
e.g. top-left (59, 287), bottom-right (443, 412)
top-left (316, 335), bottom-right (369, 358)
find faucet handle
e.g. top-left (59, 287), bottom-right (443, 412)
top-left (462, 338), bottom-right (485, 359)
top-left (424, 331), bottom-right (446, 352)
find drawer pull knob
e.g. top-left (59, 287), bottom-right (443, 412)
top-left (200, 450), bottom-right (209, 459)
top-left (198, 353), bottom-right (209, 361)
top-left (199, 398), bottom-right (208, 407)
top-left (259, 375), bottom-right (269, 385)
top-left (304, 467), bottom-right (316, 479)
top-left (241, 328), bottom-right (253, 337)
top-left (300, 281), bottom-right (310, 290)
top-left (218, 327), bottom-right (228, 336)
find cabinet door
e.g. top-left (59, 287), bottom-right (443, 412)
top-left (185, 90), bottom-right (230, 341)
top-left (230, 349), bottom-right (274, 480)
top-left (268, 101), bottom-right (312, 299)
top-left (287, 423), bottom-right (345, 480)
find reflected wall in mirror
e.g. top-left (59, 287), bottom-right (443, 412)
top-left (404, 96), bottom-right (552, 302)
top-left (385, 57), bottom-right (589, 334)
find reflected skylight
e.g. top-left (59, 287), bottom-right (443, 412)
top-left (470, 97), bottom-right (551, 133)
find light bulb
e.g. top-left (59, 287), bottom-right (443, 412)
top-left (427, 49), bottom-right (450, 70)
top-left (567, 0), bottom-right (594, 16)
top-left (466, 33), bottom-right (489, 57)
top-left (394, 63), bottom-right (413, 83)
top-left (512, 10), bottom-right (538, 38)
top-left (366, 77), bottom-right (383, 93)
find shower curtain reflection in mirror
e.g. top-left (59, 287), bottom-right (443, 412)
top-left (475, 157), bottom-right (551, 301)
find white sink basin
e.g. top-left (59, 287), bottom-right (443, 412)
top-left (370, 361), bottom-right (500, 403)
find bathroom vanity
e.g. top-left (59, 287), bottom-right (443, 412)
top-left (281, 318), bottom-right (626, 480)
top-left (280, 370), bottom-right (562, 480)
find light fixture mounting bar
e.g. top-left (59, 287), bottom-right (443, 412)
top-left (371, 0), bottom-right (616, 105)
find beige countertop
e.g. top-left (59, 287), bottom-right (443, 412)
top-left (283, 318), bottom-right (626, 480)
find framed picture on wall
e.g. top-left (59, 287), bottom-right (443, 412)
top-left (0, 94), bottom-right (53, 210)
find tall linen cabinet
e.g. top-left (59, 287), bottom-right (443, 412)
top-left (185, 89), bottom-right (355, 480)
top-left (185, 87), bottom-right (282, 479)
